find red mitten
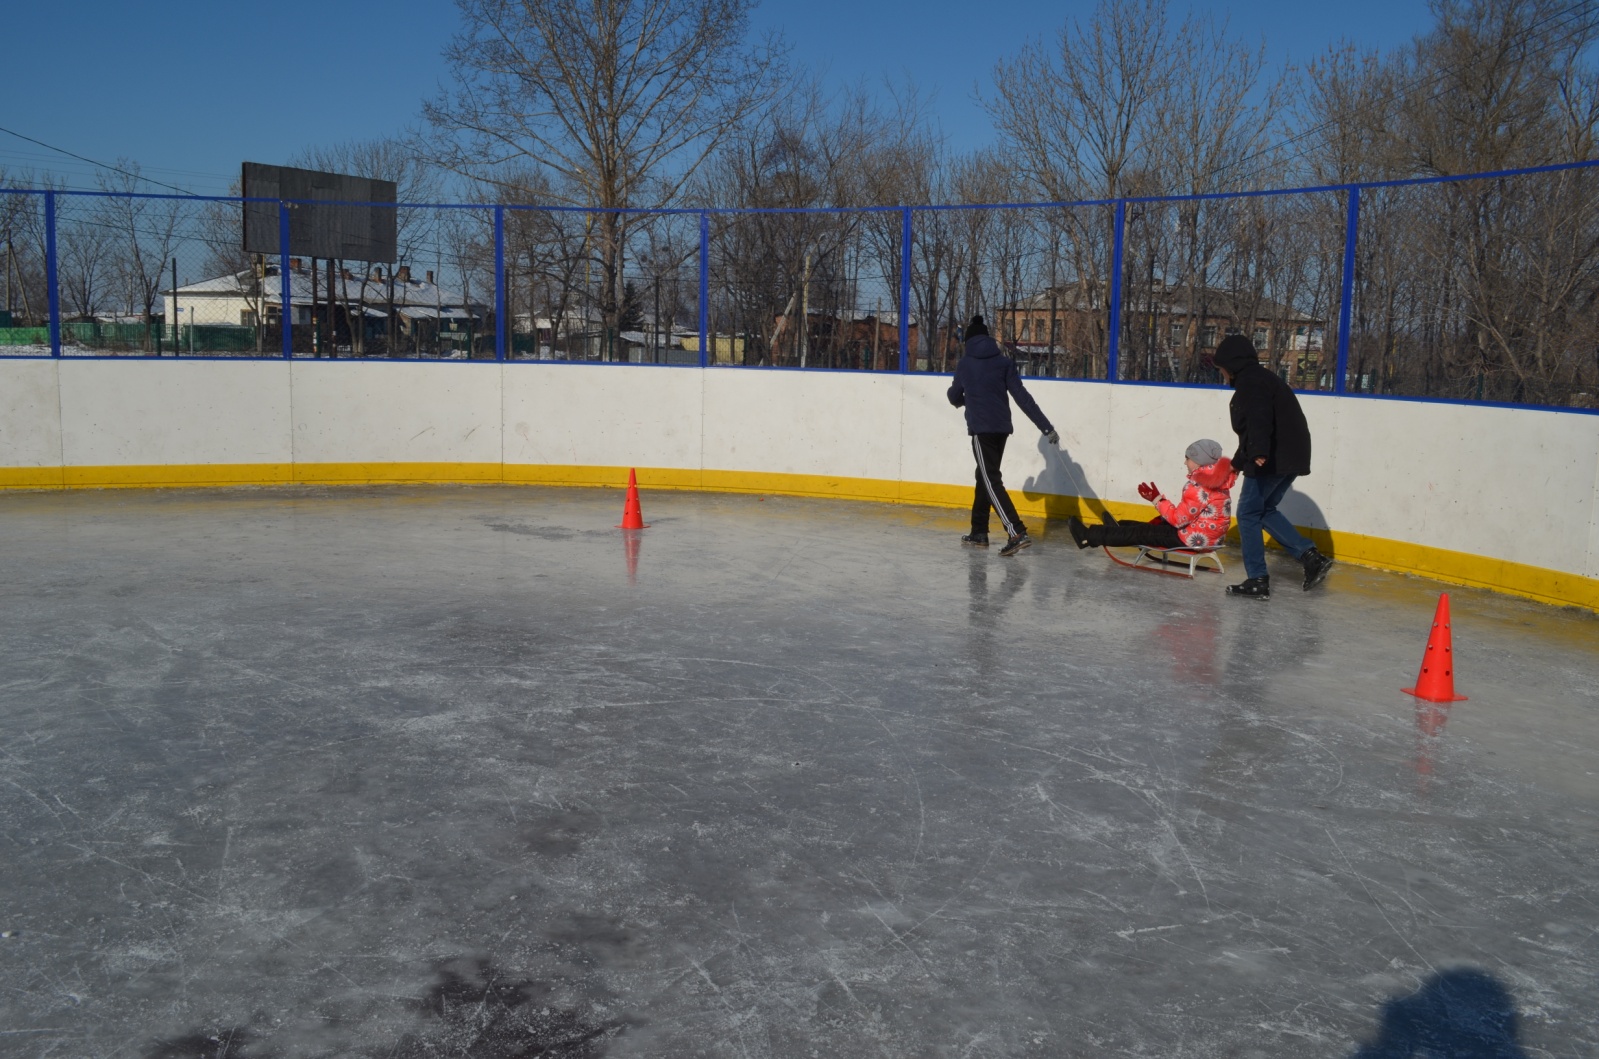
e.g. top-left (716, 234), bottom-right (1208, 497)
top-left (1137, 481), bottom-right (1160, 502)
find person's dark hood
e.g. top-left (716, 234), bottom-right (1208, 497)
top-left (1213, 334), bottom-right (1259, 380)
top-left (964, 334), bottom-right (1003, 358)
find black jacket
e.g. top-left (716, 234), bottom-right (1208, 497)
top-left (947, 336), bottom-right (1054, 436)
top-left (1214, 338), bottom-right (1311, 478)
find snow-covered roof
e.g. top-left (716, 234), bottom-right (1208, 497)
top-left (513, 307), bottom-right (604, 325)
top-left (398, 306), bottom-right (475, 321)
top-left (619, 330), bottom-right (683, 346)
top-left (780, 308), bottom-right (917, 325)
top-left (1004, 281), bottom-right (1321, 324)
top-left (171, 266), bottom-right (474, 309)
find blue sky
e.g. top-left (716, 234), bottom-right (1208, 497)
top-left (1, 0), bottom-right (1436, 196)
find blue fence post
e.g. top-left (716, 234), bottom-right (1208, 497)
top-left (1107, 200), bottom-right (1126, 382)
top-left (1334, 187), bottom-right (1360, 394)
top-left (494, 206), bottom-right (506, 362)
top-left (898, 208), bottom-right (912, 372)
top-left (698, 212), bottom-right (709, 368)
top-left (279, 203), bottom-right (293, 359)
top-left (45, 191), bottom-right (60, 358)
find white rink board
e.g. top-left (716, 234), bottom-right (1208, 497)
top-left (58, 360), bottom-right (293, 468)
top-left (289, 361), bottom-right (502, 467)
top-left (700, 369), bottom-right (905, 480)
top-left (504, 364), bottom-right (703, 471)
top-left (3, 360), bottom-right (1596, 586)
top-left (0, 360), bottom-right (63, 469)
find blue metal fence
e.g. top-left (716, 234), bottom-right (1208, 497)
top-left (4, 159), bottom-right (1599, 412)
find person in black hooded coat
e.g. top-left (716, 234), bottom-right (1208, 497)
top-left (1211, 334), bottom-right (1332, 597)
top-left (947, 314), bottom-right (1058, 556)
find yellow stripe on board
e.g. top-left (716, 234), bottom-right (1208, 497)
top-left (2, 460), bottom-right (1594, 612)
top-left (292, 462), bottom-right (503, 485)
top-left (0, 466), bottom-right (66, 489)
top-left (60, 464), bottom-right (296, 488)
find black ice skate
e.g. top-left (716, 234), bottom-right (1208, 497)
top-left (999, 534), bottom-right (1033, 557)
top-left (1227, 576), bottom-right (1271, 599)
top-left (1300, 547), bottom-right (1334, 590)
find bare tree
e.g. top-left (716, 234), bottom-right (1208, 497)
top-left (693, 81), bottom-right (929, 366)
top-left (423, 0), bottom-right (784, 348)
top-left (1399, 0), bottom-right (1599, 176)
top-left (1145, 23), bottom-right (1288, 380)
top-left (1295, 0), bottom-right (1599, 402)
top-left (97, 163), bottom-right (183, 349)
top-left (986, 0), bottom-right (1173, 203)
top-left (983, 0), bottom-right (1176, 375)
top-left (57, 208), bottom-right (111, 325)
top-left (0, 171), bottom-right (49, 327)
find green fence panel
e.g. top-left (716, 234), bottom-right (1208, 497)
top-left (0, 327), bottom-right (51, 347)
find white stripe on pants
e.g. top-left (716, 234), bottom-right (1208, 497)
top-left (973, 434), bottom-right (1020, 538)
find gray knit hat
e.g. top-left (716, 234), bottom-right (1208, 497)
top-left (1185, 438), bottom-right (1224, 466)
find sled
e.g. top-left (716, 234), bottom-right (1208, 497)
top-left (1102, 543), bottom-right (1225, 579)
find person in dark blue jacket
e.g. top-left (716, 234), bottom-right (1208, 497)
top-left (947, 314), bottom-right (1059, 556)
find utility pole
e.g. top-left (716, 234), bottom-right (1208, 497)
top-left (800, 251), bottom-right (811, 367)
top-left (171, 259), bottom-right (180, 357)
top-left (14, 234), bottom-right (36, 325)
top-left (310, 256), bottom-right (319, 357)
top-left (328, 258), bottom-right (338, 358)
top-left (873, 300), bottom-right (880, 370)
top-left (253, 253), bottom-right (265, 355)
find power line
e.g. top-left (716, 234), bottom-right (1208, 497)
top-left (0, 143), bottom-right (232, 181)
top-left (0, 124), bottom-right (202, 197)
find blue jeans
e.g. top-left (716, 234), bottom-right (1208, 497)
top-left (1236, 473), bottom-right (1313, 579)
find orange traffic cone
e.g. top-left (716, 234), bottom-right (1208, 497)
top-left (1403, 593), bottom-right (1467, 703)
top-left (617, 468), bottom-right (648, 529)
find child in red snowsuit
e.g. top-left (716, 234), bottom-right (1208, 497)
top-left (1068, 438), bottom-right (1237, 551)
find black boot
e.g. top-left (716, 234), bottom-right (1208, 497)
top-left (999, 533), bottom-right (1033, 557)
top-left (1067, 517), bottom-right (1091, 550)
top-left (1227, 576), bottom-right (1271, 599)
top-left (1300, 547), bottom-right (1333, 590)
top-left (961, 532), bottom-right (989, 547)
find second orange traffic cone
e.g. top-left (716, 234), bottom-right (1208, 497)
top-left (1402, 593), bottom-right (1467, 703)
top-left (618, 468), bottom-right (648, 530)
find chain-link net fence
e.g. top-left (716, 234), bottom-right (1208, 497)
top-left (294, 205), bottom-right (492, 360)
top-left (0, 191), bottom-right (49, 351)
top-left (4, 168), bottom-right (1599, 408)
top-left (1347, 169), bottom-right (1599, 407)
top-left (707, 208), bottom-right (902, 370)
top-left (1118, 191), bottom-right (1343, 387)
top-left (913, 204), bottom-right (1118, 379)
top-left (504, 208), bottom-right (701, 364)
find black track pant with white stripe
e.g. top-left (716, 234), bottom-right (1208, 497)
top-left (970, 433), bottom-right (1025, 538)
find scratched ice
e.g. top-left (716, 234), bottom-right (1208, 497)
top-left (0, 485), bottom-right (1595, 1058)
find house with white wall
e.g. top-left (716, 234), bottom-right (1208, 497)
top-left (164, 259), bottom-right (482, 340)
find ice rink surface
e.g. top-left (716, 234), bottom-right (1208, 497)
top-left (0, 485), bottom-right (1595, 1058)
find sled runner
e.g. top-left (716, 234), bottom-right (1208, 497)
top-left (1102, 543), bottom-right (1225, 579)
